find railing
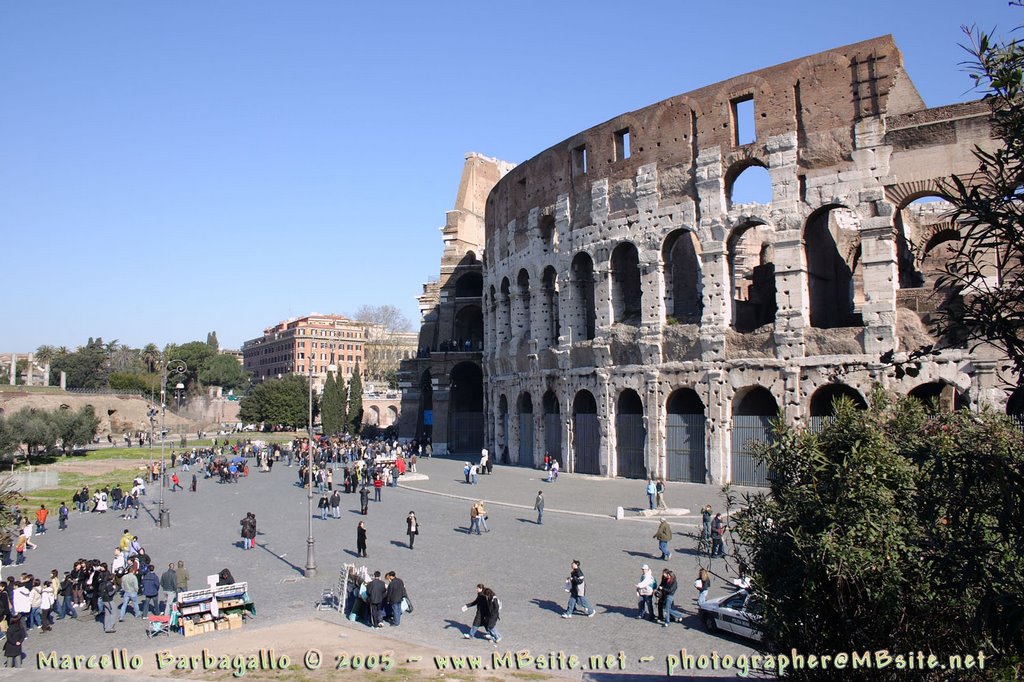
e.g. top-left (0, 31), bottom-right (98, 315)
top-left (66, 388), bottom-right (148, 398)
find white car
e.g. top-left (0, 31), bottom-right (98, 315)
top-left (698, 590), bottom-right (764, 642)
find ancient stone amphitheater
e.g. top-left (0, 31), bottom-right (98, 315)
top-left (477, 36), bottom-right (1020, 486)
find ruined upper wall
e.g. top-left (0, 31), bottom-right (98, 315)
top-left (486, 35), bottom-right (925, 234)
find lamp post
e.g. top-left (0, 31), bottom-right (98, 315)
top-left (305, 364), bottom-right (317, 578)
top-left (147, 407), bottom-right (158, 475)
top-left (159, 358), bottom-right (187, 529)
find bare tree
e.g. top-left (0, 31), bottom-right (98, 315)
top-left (353, 304), bottom-right (414, 388)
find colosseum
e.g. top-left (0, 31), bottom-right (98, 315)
top-left (476, 35), bottom-right (1021, 486)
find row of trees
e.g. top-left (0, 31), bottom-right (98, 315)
top-left (35, 332), bottom-right (250, 397)
top-left (236, 365), bottom-right (366, 434)
top-left (0, 405), bottom-right (100, 459)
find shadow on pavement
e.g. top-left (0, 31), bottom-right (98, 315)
top-left (530, 598), bottom-right (564, 615)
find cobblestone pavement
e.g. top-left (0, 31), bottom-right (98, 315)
top-left (3, 455), bottom-right (761, 679)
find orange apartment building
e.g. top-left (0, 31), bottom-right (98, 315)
top-left (242, 314), bottom-right (368, 391)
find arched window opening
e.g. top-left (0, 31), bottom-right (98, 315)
top-left (570, 253), bottom-right (597, 341)
top-left (909, 381), bottom-right (968, 412)
top-left (539, 214), bottom-right (556, 248)
top-left (728, 163), bottom-right (772, 207)
top-left (499, 278), bottom-right (512, 346)
top-left (517, 391), bottom-right (534, 466)
top-left (805, 206), bottom-right (863, 328)
top-left (453, 305), bottom-right (483, 352)
top-left (610, 242), bottom-right (642, 326)
top-left (896, 196), bottom-right (955, 289)
top-left (729, 224), bottom-right (777, 333)
top-left (516, 269), bottom-right (532, 342)
top-left (497, 394), bottom-right (510, 464)
top-left (418, 370), bottom-right (433, 441)
top-left (542, 266), bottom-right (560, 348)
top-left (662, 230), bottom-right (702, 323)
top-left (454, 272), bottom-right (483, 298)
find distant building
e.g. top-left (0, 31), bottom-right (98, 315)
top-left (241, 314), bottom-right (368, 391)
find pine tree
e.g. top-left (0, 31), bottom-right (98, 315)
top-left (348, 363), bottom-right (363, 434)
top-left (321, 373), bottom-right (339, 435)
top-left (206, 331), bottom-right (219, 351)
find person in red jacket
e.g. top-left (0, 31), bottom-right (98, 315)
top-left (373, 476), bottom-right (384, 502)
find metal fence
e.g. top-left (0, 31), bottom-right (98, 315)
top-left (615, 414), bottom-right (647, 479)
top-left (518, 414), bottom-right (535, 466)
top-left (666, 413), bottom-right (707, 483)
top-left (731, 415), bottom-right (773, 487)
top-left (573, 414), bottom-right (601, 475)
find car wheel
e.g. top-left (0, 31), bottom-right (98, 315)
top-left (701, 613), bottom-right (718, 632)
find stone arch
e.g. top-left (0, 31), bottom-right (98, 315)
top-left (893, 192), bottom-right (956, 289)
top-left (728, 222), bottom-right (777, 332)
top-left (570, 252), bottom-right (597, 341)
top-left (1007, 387), bottom-right (1024, 423)
top-left (517, 390), bottom-right (535, 466)
top-left (516, 269), bottom-right (532, 343)
top-left (805, 204), bottom-right (864, 328)
top-left (499, 277), bottom-right (512, 347)
top-left (542, 390), bottom-right (562, 462)
top-left (665, 388), bottom-right (706, 483)
top-left (616, 389), bottom-right (647, 479)
top-left (453, 305), bottom-right (483, 352)
top-left (726, 159), bottom-right (772, 207)
top-left (538, 213), bottom-right (556, 249)
top-left (367, 405), bottom-right (381, 426)
top-left (448, 362), bottom-right (484, 454)
top-left (909, 381), bottom-right (968, 412)
top-left (662, 229), bottom-right (703, 323)
top-left (454, 272), bottom-right (483, 298)
top-left (920, 228), bottom-right (961, 288)
top-left (572, 389), bottom-right (601, 475)
top-left (386, 405), bottom-right (398, 426)
top-left (809, 383), bottom-right (867, 418)
top-left (497, 394), bottom-right (510, 464)
top-left (731, 386), bottom-right (777, 487)
top-left (417, 370), bottom-right (433, 441)
top-left (541, 265), bottom-right (560, 348)
top-left (610, 241), bottom-right (643, 326)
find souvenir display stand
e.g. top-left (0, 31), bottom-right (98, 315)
top-left (176, 582), bottom-right (254, 637)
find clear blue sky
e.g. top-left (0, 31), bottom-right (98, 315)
top-left (1, 1), bottom-right (1017, 353)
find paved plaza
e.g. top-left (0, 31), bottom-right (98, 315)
top-left (3, 454), bottom-right (761, 679)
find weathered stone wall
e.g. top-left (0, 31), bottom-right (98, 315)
top-left (481, 36), bottom-right (1008, 483)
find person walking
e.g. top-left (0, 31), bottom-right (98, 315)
top-left (482, 588), bottom-right (502, 642)
top-left (58, 502), bottom-right (69, 531)
top-left (176, 560), bottom-right (190, 594)
top-left (405, 512), bottom-right (419, 549)
top-left (34, 505), bottom-right (48, 534)
top-left (140, 565), bottom-right (159, 616)
top-left (646, 479), bottom-right (656, 511)
top-left (562, 559), bottom-right (595, 618)
top-left (118, 569), bottom-right (140, 620)
top-left (159, 563), bottom-right (177, 615)
top-left (170, 472), bottom-right (182, 492)
top-left (359, 486), bottom-right (370, 515)
top-left (534, 491), bottom-right (544, 525)
top-left (356, 521), bottom-right (367, 558)
top-left (318, 494), bottom-right (330, 520)
top-left (635, 564), bottom-right (657, 621)
top-left (654, 518), bottom-right (673, 560)
top-left (657, 568), bottom-right (684, 627)
top-left (373, 476), bottom-right (383, 502)
top-left (476, 501), bottom-right (490, 533)
top-left (461, 584), bottom-right (491, 640)
top-left (655, 479), bottom-right (667, 510)
top-left (384, 571), bottom-right (407, 626)
top-left (330, 490), bottom-right (342, 519)
top-left (469, 502), bottom-right (481, 535)
top-left (190, 473), bottom-right (198, 492)
top-left (711, 513), bottom-right (726, 558)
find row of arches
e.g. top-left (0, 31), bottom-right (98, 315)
top-left (493, 379), bottom-right (1001, 487)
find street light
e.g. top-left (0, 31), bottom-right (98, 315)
top-left (159, 358), bottom-right (187, 529)
top-left (305, 364), bottom-right (318, 578)
top-left (147, 407), bottom-right (158, 477)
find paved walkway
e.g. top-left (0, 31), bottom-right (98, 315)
top-left (2, 455), bottom-right (757, 680)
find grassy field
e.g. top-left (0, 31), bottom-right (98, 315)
top-left (20, 468), bottom-right (149, 510)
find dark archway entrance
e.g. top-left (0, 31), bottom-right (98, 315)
top-left (616, 389), bottom-right (646, 478)
top-left (542, 391), bottom-right (562, 462)
top-left (518, 392), bottom-right (534, 467)
top-left (909, 381), bottom-right (967, 412)
top-left (808, 383), bottom-right (867, 431)
top-left (572, 390), bottom-right (600, 475)
top-left (731, 387), bottom-right (777, 487)
top-left (417, 370), bottom-right (433, 441)
top-left (448, 362), bottom-right (483, 454)
top-left (666, 388), bottom-right (706, 483)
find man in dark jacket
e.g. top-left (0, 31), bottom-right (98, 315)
top-left (366, 571), bottom-right (386, 628)
top-left (384, 572), bottom-right (407, 626)
top-left (140, 566), bottom-right (160, 616)
top-left (159, 563), bottom-right (177, 615)
top-left (562, 560), bottom-right (595, 618)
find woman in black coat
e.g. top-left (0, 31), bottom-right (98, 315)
top-left (405, 512), bottom-right (419, 549)
top-left (460, 584), bottom-right (490, 640)
top-left (356, 522), bottom-right (367, 558)
top-left (4, 615), bottom-right (25, 667)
